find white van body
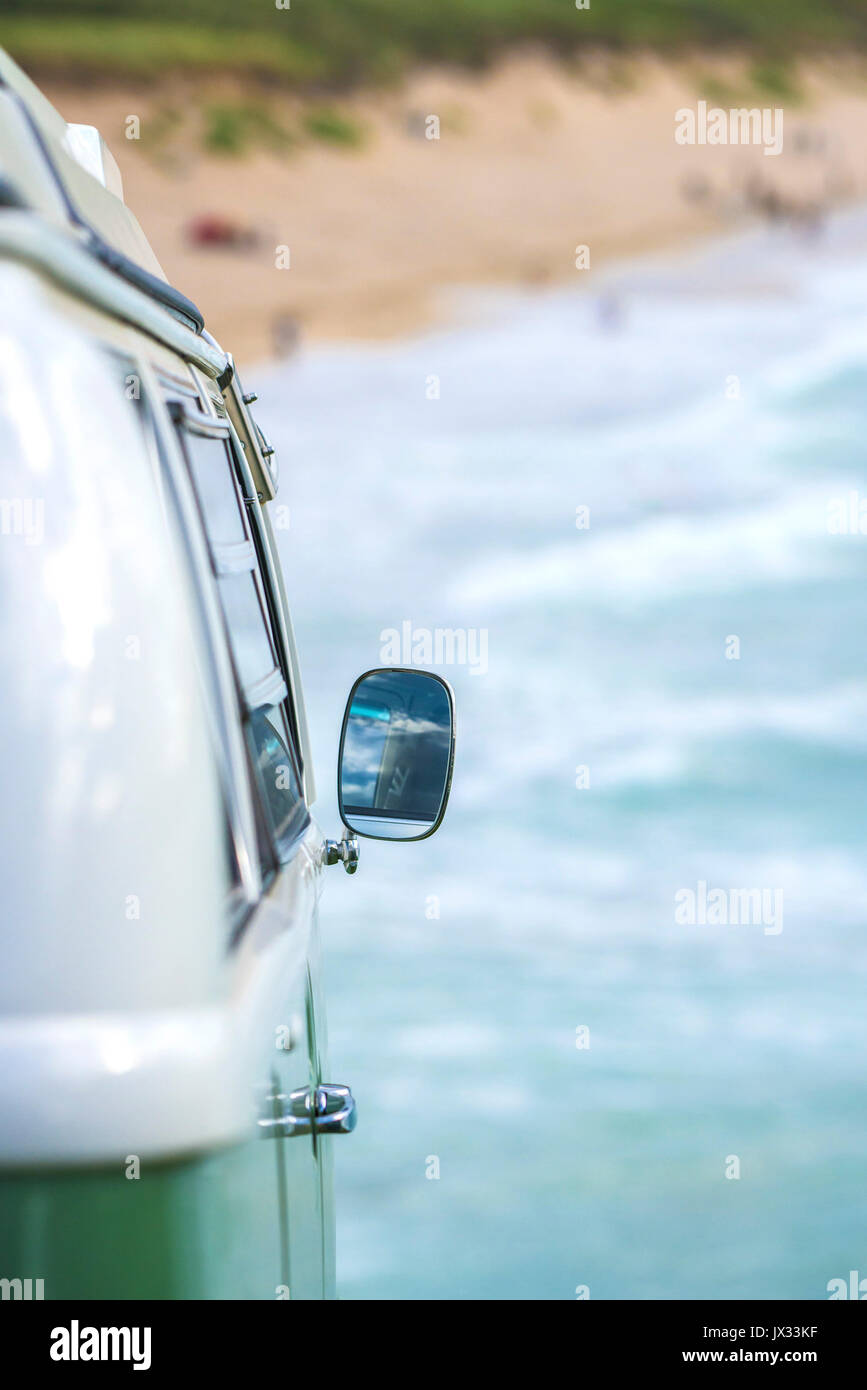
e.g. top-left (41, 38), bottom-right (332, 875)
top-left (0, 48), bottom-right (342, 1298)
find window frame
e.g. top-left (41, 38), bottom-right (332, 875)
top-left (110, 352), bottom-right (264, 937)
top-left (169, 402), bottom-right (310, 875)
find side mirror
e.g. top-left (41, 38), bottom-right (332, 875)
top-left (338, 668), bottom-right (455, 841)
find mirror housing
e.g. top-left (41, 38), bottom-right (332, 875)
top-left (337, 668), bottom-right (455, 841)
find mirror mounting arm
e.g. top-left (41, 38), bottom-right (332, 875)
top-left (324, 831), bottom-right (360, 875)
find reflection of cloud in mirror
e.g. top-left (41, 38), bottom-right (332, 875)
top-left (341, 707), bottom-right (450, 820)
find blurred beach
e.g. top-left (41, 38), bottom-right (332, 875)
top-left (39, 52), bottom-right (867, 360)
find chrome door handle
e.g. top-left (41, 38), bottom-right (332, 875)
top-left (259, 1084), bottom-right (357, 1139)
top-left (316, 1083), bottom-right (358, 1135)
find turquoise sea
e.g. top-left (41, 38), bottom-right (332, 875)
top-left (260, 210), bottom-right (867, 1299)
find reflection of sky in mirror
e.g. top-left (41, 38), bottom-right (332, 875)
top-left (342, 696), bottom-right (450, 819)
top-left (342, 717), bottom-right (390, 808)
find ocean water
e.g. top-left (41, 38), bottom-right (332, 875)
top-left (258, 210), bottom-right (867, 1300)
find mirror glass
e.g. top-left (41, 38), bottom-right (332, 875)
top-left (339, 669), bottom-right (454, 840)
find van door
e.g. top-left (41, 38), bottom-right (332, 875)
top-left (156, 389), bottom-right (328, 1298)
top-left (263, 966), bottom-right (326, 1300)
top-left (264, 965), bottom-right (327, 1299)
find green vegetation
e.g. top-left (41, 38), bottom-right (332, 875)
top-left (203, 103), bottom-right (295, 156)
top-left (690, 61), bottom-right (804, 109)
top-left (749, 60), bottom-right (802, 102)
top-left (0, 18), bottom-right (326, 83)
top-left (302, 106), bottom-right (365, 148)
top-left (1, 1), bottom-right (866, 86)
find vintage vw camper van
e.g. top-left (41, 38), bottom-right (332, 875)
top-left (0, 50), bottom-right (454, 1300)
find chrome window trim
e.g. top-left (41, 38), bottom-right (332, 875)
top-left (173, 409), bottom-right (234, 443)
top-left (245, 668), bottom-right (288, 713)
top-left (235, 466), bottom-right (313, 800)
top-left (212, 540), bottom-right (257, 575)
top-left (255, 506), bottom-right (317, 807)
top-left (225, 427), bottom-right (309, 789)
top-left (155, 366), bottom-right (203, 412)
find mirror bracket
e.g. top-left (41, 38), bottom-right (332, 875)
top-left (324, 832), bottom-right (359, 875)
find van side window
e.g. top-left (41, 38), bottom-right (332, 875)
top-left (171, 409), bottom-right (308, 868)
top-left (184, 431), bottom-right (247, 546)
top-left (109, 356), bottom-right (251, 932)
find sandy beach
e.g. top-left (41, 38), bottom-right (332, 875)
top-left (44, 51), bottom-right (867, 364)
